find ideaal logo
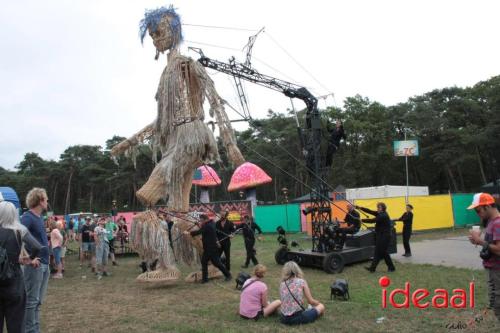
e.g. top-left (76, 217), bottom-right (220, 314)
top-left (379, 276), bottom-right (475, 309)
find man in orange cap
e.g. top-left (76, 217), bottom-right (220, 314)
top-left (468, 192), bottom-right (500, 320)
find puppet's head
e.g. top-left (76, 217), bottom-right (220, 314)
top-left (139, 5), bottom-right (183, 57)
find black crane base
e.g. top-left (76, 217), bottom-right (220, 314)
top-left (275, 229), bottom-right (396, 273)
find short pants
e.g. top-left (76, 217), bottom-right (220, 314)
top-left (53, 246), bottom-right (62, 265)
top-left (280, 308), bottom-right (319, 325)
top-left (82, 242), bottom-right (95, 253)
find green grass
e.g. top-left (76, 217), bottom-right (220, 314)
top-left (41, 229), bottom-right (498, 332)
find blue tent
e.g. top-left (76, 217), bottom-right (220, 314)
top-left (0, 186), bottom-right (21, 209)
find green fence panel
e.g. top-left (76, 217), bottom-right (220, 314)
top-left (254, 204), bottom-right (301, 233)
top-left (452, 193), bottom-right (480, 227)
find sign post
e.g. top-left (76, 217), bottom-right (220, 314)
top-left (393, 137), bottom-right (419, 204)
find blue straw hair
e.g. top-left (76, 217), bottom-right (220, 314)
top-left (139, 5), bottom-right (183, 46)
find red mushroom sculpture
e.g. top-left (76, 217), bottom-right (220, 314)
top-left (227, 162), bottom-right (272, 209)
top-left (192, 165), bottom-right (221, 203)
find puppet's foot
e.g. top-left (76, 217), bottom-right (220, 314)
top-left (136, 266), bottom-right (181, 284)
top-left (184, 265), bottom-right (223, 283)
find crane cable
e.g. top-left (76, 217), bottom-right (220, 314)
top-left (183, 23), bottom-right (258, 32)
top-left (222, 100), bottom-right (367, 219)
top-left (264, 32), bottom-right (333, 96)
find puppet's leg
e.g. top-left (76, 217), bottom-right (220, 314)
top-left (136, 146), bottom-right (175, 207)
top-left (132, 210), bottom-right (181, 284)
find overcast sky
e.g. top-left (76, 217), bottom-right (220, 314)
top-left (1, 0), bottom-right (499, 170)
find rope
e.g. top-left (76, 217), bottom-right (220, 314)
top-left (222, 100), bottom-right (366, 219)
top-left (264, 32), bottom-right (333, 95)
top-left (185, 40), bottom-right (242, 52)
top-left (183, 23), bottom-right (258, 32)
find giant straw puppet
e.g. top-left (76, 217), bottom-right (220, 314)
top-left (111, 5), bottom-right (245, 282)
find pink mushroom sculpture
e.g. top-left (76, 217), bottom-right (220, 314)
top-left (227, 162), bottom-right (272, 209)
top-left (192, 165), bottom-right (221, 203)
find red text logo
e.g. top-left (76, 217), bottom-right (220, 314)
top-left (379, 276), bottom-right (474, 309)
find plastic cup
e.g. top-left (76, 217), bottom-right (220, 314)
top-left (472, 226), bottom-right (480, 232)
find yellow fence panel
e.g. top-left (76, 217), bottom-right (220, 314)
top-left (354, 194), bottom-right (454, 233)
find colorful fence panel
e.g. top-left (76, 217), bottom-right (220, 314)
top-left (254, 204), bottom-right (301, 233)
top-left (451, 193), bottom-right (480, 227)
top-left (354, 194), bottom-right (454, 233)
top-left (300, 200), bottom-right (350, 235)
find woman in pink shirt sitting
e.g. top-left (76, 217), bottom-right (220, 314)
top-left (239, 264), bottom-right (281, 320)
top-left (50, 220), bottom-right (64, 278)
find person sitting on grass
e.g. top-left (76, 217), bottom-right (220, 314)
top-left (279, 261), bottom-right (325, 325)
top-left (239, 264), bottom-right (281, 320)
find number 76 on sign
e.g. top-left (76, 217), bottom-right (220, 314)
top-left (393, 140), bottom-right (419, 157)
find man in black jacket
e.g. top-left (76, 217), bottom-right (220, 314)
top-left (185, 214), bottom-right (232, 283)
top-left (357, 202), bottom-right (395, 272)
top-left (335, 204), bottom-right (361, 249)
top-left (215, 211), bottom-right (236, 271)
top-left (325, 120), bottom-right (346, 167)
top-left (395, 204), bottom-right (414, 257)
top-left (237, 215), bottom-right (262, 268)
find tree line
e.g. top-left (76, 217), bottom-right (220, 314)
top-left (1, 75), bottom-right (499, 214)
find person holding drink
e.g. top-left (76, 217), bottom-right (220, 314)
top-left (467, 193), bottom-right (500, 321)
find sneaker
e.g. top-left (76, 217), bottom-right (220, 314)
top-left (112, 261), bottom-right (119, 266)
top-left (224, 274), bottom-right (233, 282)
top-left (388, 267), bottom-right (396, 272)
top-left (97, 274), bottom-right (102, 280)
top-left (364, 267), bottom-right (375, 273)
top-left (52, 273), bottom-right (63, 279)
top-left (201, 279), bottom-right (209, 284)
top-left (102, 271), bottom-right (111, 277)
top-left (240, 265), bottom-right (248, 269)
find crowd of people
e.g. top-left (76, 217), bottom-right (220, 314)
top-left (73, 214), bottom-right (128, 279)
top-left (40, 212), bottom-right (129, 280)
top-left (0, 188), bottom-right (131, 332)
top-left (0, 186), bottom-right (498, 333)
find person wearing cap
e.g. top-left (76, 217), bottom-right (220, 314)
top-left (394, 204), bottom-right (414, 257)
top-left (468, 192), bottom-right (500, 321)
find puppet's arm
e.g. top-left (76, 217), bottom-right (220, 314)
top-left (110, 121), bottom-right (156, 157)
top-left (193, 62), bottom-right (245, 167)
